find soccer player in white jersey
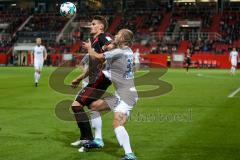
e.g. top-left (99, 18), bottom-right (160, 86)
top-left (134, 48), bottom-right (140, 70)
top-left (32, 38), bottom-right (47, 87)
top-left (229, 47), bottom-right (239, 75)
top-left (83, 29), bottom-right (138, 160)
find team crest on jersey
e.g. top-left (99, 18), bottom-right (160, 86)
top-left (106, 36), bottom-right (112, 41)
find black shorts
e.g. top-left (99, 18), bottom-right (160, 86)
top-left (75, 73), bottom-right (112, 107)
top-left (186, 59), bottom-right (191, 66)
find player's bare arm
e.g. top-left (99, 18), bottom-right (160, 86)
top-left (102, 42), bottom-right (117, 51)
top-left (44, 48), bottom-right (47, 61)
top-left (82, 40), bottom-right (105, 61)
top-left (71, 69), bottom-right (89, 88)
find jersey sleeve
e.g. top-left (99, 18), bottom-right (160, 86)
top-left (103, 48), bottom-right (122, 60)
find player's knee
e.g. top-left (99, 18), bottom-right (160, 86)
top-left (72, 101), bottom-right (81, 106)
top-left (90, 100), bottom-right (102, 111)
top-left (113, 112), bottom-right (128, 128)
top-left (71, 101), bottom-right (82, 112)
top-left (113, 118), bottom-right (120, 129)
top-left (113, 116), bottom-right (123, 129)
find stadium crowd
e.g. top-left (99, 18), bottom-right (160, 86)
top-left (0, 2), bottom-right (240, 58)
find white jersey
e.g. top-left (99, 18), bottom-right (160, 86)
top-left (230, 51), bottom-right (238, 61)
top-left (33, 45), bottom-right (46, 63)
top-left (103, 47), bottom-right (138, 107)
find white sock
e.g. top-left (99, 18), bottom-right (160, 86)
top-left (114, 126), bottom-right (133, 154)
top-left (91, 111), bottom-right (102, 139)
top-left (233, 67), bottom-right (236, 74)
top-left (37, 73), bottom-right (41, 81)
top-left (231, 67), bottom-right (233, 73)
top-left (34, 72), bottom-right (38, 83)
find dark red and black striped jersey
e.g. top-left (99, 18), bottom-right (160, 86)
top-left (88, 33), bottom-right (112, 83)
top-left (91, 33), bottom-right (112, 53)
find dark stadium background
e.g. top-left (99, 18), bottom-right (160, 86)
top-left (0, 0), bottom-right (239, 68)
top-left (0, 1), bottom-right (240, 160)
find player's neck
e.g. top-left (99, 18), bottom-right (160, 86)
top-left (93, 31), bottom-right (104, 39)
top-left (119, 44), bottom-right (128, 48)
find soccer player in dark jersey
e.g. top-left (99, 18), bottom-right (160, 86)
top-left (82, 29), bottom-right (138, 160)
top-left (185, 48), bottom-right (192, 72)
top-left (70, 16), bottom-right (112, 151)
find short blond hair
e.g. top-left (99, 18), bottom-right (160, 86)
top-left (120, 29), bottom-right (134, 46)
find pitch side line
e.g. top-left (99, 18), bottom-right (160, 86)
top-left (228, 87), bottom-right (240, 98)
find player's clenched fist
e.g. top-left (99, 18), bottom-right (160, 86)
top-left (71, 78), bottom-right (80, 88)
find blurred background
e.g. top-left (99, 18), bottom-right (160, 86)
top-left (0, 0), bottom-right (239, 68)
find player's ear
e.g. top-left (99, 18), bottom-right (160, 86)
top-left (100, 24), bottom-right (104, 31)
top-left (120, 35), bottom-right (125, 43)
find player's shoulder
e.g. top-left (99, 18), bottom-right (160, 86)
top-left (40, 45), bottom-right (46, 49)
top-left (33, 45), bottom-right (38, 51)
top-left (231, 51), bottom-right (238, 55)
top-left (99, 33), bottom-right (112, 41)
top-left (124, 47), bottom-right (133, 54)
top-left (107, 48), bottom-right (122, 53)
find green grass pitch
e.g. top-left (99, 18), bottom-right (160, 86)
top-left (0, 67), bottom-right (240, 160)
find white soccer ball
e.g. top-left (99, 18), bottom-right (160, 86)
top-left (60, 2), bottom-right (77, 17)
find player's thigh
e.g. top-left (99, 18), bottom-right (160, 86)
top-left (72, 100), bottom-right (82, 107)
top-left (75, 75), bottom-right (111, 107)
top-left (231, 60), bottom-right (237, 67)
top-left (90, 99), bottom-right (110, 112)
top-left (34, 63), bottom-right (43, 73)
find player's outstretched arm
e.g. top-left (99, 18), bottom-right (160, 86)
top-left (71, 69), bottom-right (89, 88)
top-left (102, 42), bottom-right (117, 51)
top-left (82, 40), bottom-right (105, 61)
top-left (88, 48), bottom-right (104, 60)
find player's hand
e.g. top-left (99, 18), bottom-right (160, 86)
top-left (102, 45), bottom-right (108, 51)
top-left (71, 79), bottom-right (80, 88)
top-left (82, 39), bottom-right (91, 51)
top-left (103, 43), bottom-right (115, 51)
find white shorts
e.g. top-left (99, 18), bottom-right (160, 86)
top-left (231, 60), bottom-right (237, 66)
top-left (34, 61), bottom-right (43, 71)
top-left (104, 94), bottom-right (134, 116)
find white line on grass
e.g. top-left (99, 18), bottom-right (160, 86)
top-left (196, 73), bottom-right (240, 80)
top-left (228, 87), bottom-right (240, 98)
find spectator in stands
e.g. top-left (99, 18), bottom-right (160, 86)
top-left (172, 46), bottom-right (177, 53)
